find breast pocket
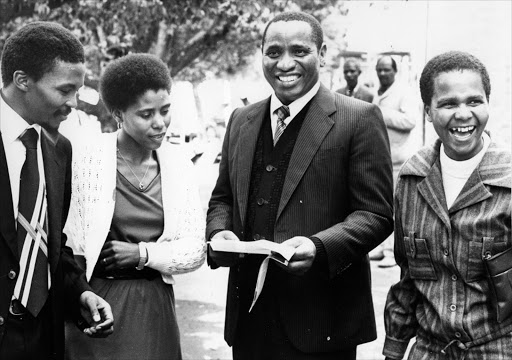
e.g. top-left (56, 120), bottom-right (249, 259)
top-left (404, 236), bottom-right (437, 280)
top-left (467, 237), bottom-right (508, 282)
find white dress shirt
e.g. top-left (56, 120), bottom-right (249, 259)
top-left (0, 93), bottom-right (45, 223)
top-left (269, 82), bottom-right (320, 141)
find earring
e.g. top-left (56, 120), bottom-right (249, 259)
top-left (117, 121), bottom-right (123, 129)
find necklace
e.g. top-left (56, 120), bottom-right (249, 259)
top-left (117, 148), bottom-right (151, 190)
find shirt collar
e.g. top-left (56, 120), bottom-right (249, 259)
top-left (0, 90), bottom-right (42, 143)
top-left (347, 83), bottom-right (360, 96)
top-left (375, 80), bottom-right (398, 100)
top-left (270, 81), bottom-right (320, 121)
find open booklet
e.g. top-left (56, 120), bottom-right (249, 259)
top-left (209, 239), bottom-right (295, 265)
top-left (209, 239), bottom-right (297, 312)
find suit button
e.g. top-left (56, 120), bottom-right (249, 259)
top-left (0, 316), bottom-right (4, 326)
top-left (257, 198), bottom-right (267, 206)
top-left (326, 336), bottom-right (331, 341)
top-left (8, 270), bottom-right (16, 280)
top-left (266, 165), bottom-right (275, 172)
top-left (253, 234), bottom-right (261, 240)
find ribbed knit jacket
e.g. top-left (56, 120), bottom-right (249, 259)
top-left (64, 132), bottom-right (206, 284)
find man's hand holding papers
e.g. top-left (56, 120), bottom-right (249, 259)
top-left (209, 235), bottom-right (303, 312)
top-left (209, 237), bottom-right (295, 265)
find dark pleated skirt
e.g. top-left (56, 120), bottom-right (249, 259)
top-left (65, 275), bottom-right (182, 360)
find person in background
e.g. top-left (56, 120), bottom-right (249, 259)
top-left (0, 21), bottom-right (113, 360)
top-left (370, 55), bottom-right (418, 268)
top-left (64, 53), bottom-right (206, 360)
top-left (383, 51), bottom-right (511, 360)
top-left (207, 11), bottom-right (393, 360)
top-left (335, 58), bottom-right (374, 103)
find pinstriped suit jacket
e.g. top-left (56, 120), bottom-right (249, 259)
top-left (206, 84), bottom-right (394, 352)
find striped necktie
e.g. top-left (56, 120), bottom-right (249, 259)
top-left (14, 128), bottom-right (50, 317)
top-left (273, 105), bottom-right (290, 146)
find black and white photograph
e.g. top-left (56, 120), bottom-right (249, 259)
top-left (0, 1), bottom-right (510, 359)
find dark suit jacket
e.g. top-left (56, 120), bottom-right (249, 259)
top-left (0, 130), bottom-right (90, 359)
top-left (206, 84), bottom-right (394, 352)
top-left (336, 84), bottom-right (374, 103)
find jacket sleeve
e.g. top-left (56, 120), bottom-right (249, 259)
top-left (313, 104), bottom-right (394, 278)
top-left (205, 110), bottom-right (238, 267)
top-left (145, 154), bottom-right (206, 276)
top-left (382, 178), bottom-right (419, 360)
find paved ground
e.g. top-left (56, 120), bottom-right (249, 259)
top-left (174, 157), bottom-right (406, 360)
top-left (175, 262), bottom-right (401, 360)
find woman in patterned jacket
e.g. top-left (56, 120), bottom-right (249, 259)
top-left (383, 51), bottom-right (511, 360)
top-left (64, 53), bottom-right (206, 360)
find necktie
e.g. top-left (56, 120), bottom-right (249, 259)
top-left (273, 105), bottom-right (290, 146)
top-left (14, 128), bottom-right (50, 317)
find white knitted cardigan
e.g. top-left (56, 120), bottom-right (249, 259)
top-left (64, 132), bottom-right (206, 284)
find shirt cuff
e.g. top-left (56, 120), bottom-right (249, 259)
top-left (309, 236), bottom-right (328, 273)
top-left (382, 335), bottom-right (409, 360)
top-left (207, 229), bottom-right (224, 269)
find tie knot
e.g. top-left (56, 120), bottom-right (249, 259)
top-left (20, 128), bottom-right (38, 149)
top-left (276, 105), bottom-right (290, 121)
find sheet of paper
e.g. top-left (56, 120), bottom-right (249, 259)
top-left (249, 256), bottom-right (270, 312)
top-left (210, 239), bottom-right (297, 311)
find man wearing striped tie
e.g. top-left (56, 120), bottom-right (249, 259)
top-left (0, 22), bottom-right (114, 359)
top-left (207, 11), bottom-right (393, 360)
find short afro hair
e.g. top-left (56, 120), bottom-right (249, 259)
top-left (99, 53), bottom-right (172, 112)
top-left (262, 11), bottom-right (324, 52)
top-left (420, 51), bottom-right (491, 106)
top-left (344, 58), bottom-right (362, 72)
top-left (1, 21), bottom-right (84, 86)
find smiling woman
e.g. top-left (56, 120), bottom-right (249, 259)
top-left (426, 70), bottom-right (489, 161)
top-left (64, 54), bottom-right (206, 360)
top-left (383, 51), bottom-right (512, 360)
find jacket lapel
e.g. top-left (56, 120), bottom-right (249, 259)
top-left (237, 99), bottom-right (269, 227)
top-left (277, 85), bottom-right (336, 220)
top-left (416, 159), bottom-right (451, 229)
top-left (449, 142), bottom-right (510, 213)
top-left (0, 133), bottom-right (18, 258)
top-left (41, 130), bottom-right (66, 272)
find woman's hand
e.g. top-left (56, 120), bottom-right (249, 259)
top-left (98, 240), bottom-right (140, 271)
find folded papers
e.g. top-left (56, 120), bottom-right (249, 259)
top-left (209, 239), bottom-right (295, 265)
top-left (209, 239), bottom-right (296, 311)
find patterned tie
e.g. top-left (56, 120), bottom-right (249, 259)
top-left (14, 128), bottom-right (50, 317)
top-left (273, 105), bottom-right (290, 146)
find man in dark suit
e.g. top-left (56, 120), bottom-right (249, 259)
top-left (0, 22), bottom-right (113, 360)
top-left (206, 11), bottom-right (393, 360)
top-left (335, 58), bottom-right (374, 103)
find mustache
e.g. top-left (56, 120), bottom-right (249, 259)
top-left (55, 108), bottom-right (72, 117)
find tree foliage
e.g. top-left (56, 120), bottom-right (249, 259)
top-left (1, 0), bottom-right (348, 129)
top-left (1, 0), bottom-right (347, 83)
